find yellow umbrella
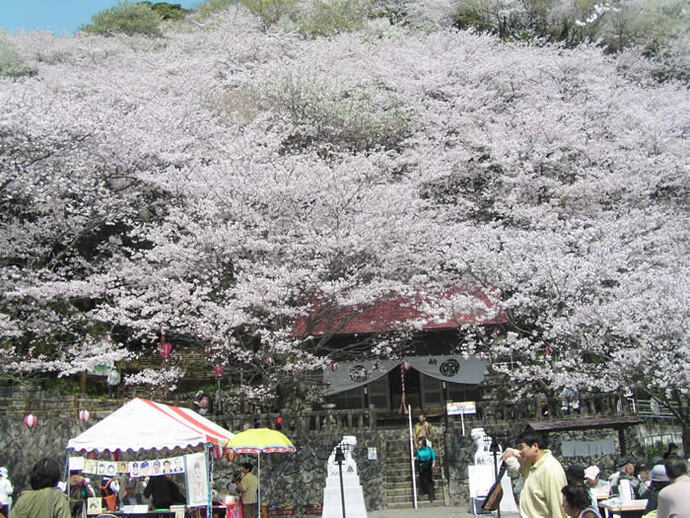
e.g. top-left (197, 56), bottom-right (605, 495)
top-left (226, 428), bottom-right (296, 454)
top-left (227, 428), bottom-right (296, 518)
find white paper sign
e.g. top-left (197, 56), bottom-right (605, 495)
top-left (447, 401), bottom-right (476, 415)
top-left (184, 452), bottom-right (209, 508)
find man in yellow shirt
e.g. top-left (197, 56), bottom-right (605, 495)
top-left (413, 414), bottom-right (434, 445)
top-left (237, 462), bottom-right (259, 518)
top-left (503, 429), bottom-right (567, 518)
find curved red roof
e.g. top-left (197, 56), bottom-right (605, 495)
top-left (293, 287), bottom-right (505, 337)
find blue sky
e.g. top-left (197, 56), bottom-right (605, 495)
top-left (0, 1), bottom-right (200, 35)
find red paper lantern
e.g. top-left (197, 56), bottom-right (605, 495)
top-left (225, 449), bottom-right (237, 462)
top-left (266, 357), bottom-right (273, 365)
top-left (24, 414), bottom-right (37, 429)
top-left (402, 360), bottom-right (411, 371)
top-left (330, 363), bottom-right (338, 372)
top-left (213, 364), bottom-right (224, 377)
top-left (78, 410), bottom-right (89, 422)
top-left (158, 342), bottom-right (171, 360)
top-left (213, 445), bottom-right (223, 459)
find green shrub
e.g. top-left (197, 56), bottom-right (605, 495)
top-left (147, 1), bottom-right (190, 20)
top-left (0, 32), bottom-right (36, 77)
top-left (297, 0), bottom-right (373, 38)
top-left (240, 0), bottom-right (299, 28)
top-left (80, 1), bottom-right (164, 37)
top-left (196, 0), bottom-right (235, 20)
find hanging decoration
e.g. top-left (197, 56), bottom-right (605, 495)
top-left (265, 357), bottom-right (273, 365)
top-left (225, 449), bottom-right (237, 462)
top-left (213, 364), bottom-right (225, 378)
top-left (330, 363), bottom-right (338, 372)
top-left (399, 361), bottom-right (408, 414)
top-left (24, 413), bottom-right (37, 429)
top-left (213, 444), bottom-right (223, 459)
top-left (158, 334), bottom-right (171, 360)
top-left (78, 410), bottom-right (90, 422)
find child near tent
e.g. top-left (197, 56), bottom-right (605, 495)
top-left (98, 476), bottom-right (119, 512)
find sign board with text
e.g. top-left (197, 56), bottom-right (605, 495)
top-left (447, 401), bottom-right (477, 416)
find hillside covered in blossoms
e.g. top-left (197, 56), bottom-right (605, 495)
top-left (1, 0), bottom-right (688, 444)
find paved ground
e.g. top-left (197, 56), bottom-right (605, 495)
top-left (369, 506), bottom-right (520, 517)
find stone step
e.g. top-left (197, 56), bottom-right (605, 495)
top-left (385, 457), bottom-right (444, 468)
top-left (386, 443), bottom-right (445, 453)
top-left (384, 472), bottom-right (444, 484)
top-left (385, 485), bottom-right (444, 497)
top-left (386, 456), bottom-right (444, 469)
top-left (386, 499), bottom-right (445, 509)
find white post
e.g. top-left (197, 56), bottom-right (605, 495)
top-left (408, 404), bottom-right (417, 509)
top-left (205, 445), bottom-right (212, 518)
top-left (461, 412), bottom-right (465, 436)
top-left (257, 453), bottom-right (262, 518)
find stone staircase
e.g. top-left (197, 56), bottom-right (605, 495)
top-left (383, 433), bottom-right (447, 509)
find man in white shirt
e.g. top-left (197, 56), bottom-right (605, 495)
top-left (657, 455), bottom-right (690, 518)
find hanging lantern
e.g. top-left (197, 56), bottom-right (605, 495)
top-left (213, 364), bottom-right (224, 377)
top-left (213, 445), bottom-right (223, 459)
top-left (204, 346), bottom-right (211, 356)
top-left (546, 346), bottom-right (553, 356)
top-left (158, 342), bottom-right (171, 360)
top-left (78, 410), bottom-right (90, 422)
top-left (24, 414), bottom-right (37, 429)
top-left (86, 451), bottom-right (98, 460)
top-left (402, 360), bottom-right (411, 371)
top-left (330, 363), bottom-right (338, 372)
top-left (266, 357), bottom-right (273, 365)
top-left (225, 449), bottom-right (237, 462)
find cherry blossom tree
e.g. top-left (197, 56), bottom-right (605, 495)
top-left (0, 2), bottom-right (687, 446)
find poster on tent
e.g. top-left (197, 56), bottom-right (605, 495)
top-left (184, 452), bottom-right (209, 508)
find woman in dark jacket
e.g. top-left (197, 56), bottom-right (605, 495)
top-left (641, 464), bottom-right (670, 514)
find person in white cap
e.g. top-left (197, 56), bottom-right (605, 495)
top-left (641, 464), bottom-right (670, 514)
top-left (584, 465), bottom-right (610, 501)
top-left (0, 467), bottom-right (13, 518)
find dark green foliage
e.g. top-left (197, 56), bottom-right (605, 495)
top-left (141, 1), bottom-right (190, 20)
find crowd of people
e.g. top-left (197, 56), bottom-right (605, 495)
top-left (407, 414), bottom-right (688, 518)
top-left (0, 455), bottom-right (263, 518)
top-left (0, 423), bottom-right (686, 518)
top-left (500, 430), bottom-right (688, 518)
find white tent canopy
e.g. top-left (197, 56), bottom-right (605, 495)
top-left (67, 397), bottom-right (234, 453)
